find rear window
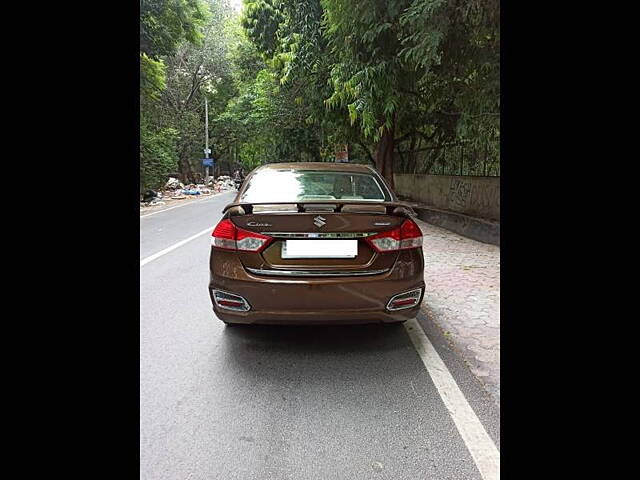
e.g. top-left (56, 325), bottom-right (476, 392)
top-left (239, 169), bottom-right (391, 203)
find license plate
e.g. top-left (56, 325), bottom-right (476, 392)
top-left (281, 240), bottom-right (358, 259)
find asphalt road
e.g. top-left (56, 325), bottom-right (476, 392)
top-left (140, 191), bottom-right (500, 480)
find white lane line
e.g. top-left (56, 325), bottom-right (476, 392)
top-left (404, 318), bottom-right (500, 480)
top-left (140, 226), bottom-right (214, 267)
top-left (140, 192), bottom-right (230, 219)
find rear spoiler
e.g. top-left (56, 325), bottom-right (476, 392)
top-left (222, 200), bottom-right (417, 216)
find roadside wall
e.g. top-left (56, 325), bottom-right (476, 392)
top-left (393, 174), bottom-right (500, 221)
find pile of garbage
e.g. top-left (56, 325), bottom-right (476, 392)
top-left (141, 190), bottom-right (166, 206)
top-left (165, 177), bottom-right (182, 190)
top-left (168, 182), bottom-right (213, 200)
top-left (140, 175), bottom-right (237, 208)
top-left (213, 175), bottom-right (236, 191)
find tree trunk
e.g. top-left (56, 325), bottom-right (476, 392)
top-left (177, 142), bottom-right (195, 184)
top-left (358, 141), bottom-right (375, 166)
top-left (311, 144), bottom-right (322, 162)
top-left (375, 116), bottom-right (396, 190)
top-left (407, 134), bottom-right (417, 173)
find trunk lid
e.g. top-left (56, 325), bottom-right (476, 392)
top-left (231, 205), bottom-right (405, 275)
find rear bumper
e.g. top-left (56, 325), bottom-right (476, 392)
top-left (209, 249), bottom-right (424, 325)
top-left (211, 308), bottom-right (419, 325)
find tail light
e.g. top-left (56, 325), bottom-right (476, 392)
top-left (366, 219), bottom-right (423, 253)
top-left (387, 288), bottom-right (422, 311)
top-left (211, 219), bottom-right (273, 252)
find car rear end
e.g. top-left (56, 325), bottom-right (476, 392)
top-left (208, 163), bottom-right (425, 325)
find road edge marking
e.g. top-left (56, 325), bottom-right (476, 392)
top-left (404, 317), bottom-right (500, 480)
top-left (140, 225), bottom-right (214, 267)
top-left (140, 192), bottom-right (231, 219)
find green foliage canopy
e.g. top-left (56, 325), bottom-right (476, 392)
top-left (140, 0), bottom-right (500, 191)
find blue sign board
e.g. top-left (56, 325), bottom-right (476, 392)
top-left (202, 158), bottom-right (215, 167)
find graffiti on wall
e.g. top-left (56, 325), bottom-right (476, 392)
top-left (448, 178), bottom-right (473, 211)
top-left (394, 174), bottom-right (500, 220)
top-left (447, 177), bottom-right (500, 220)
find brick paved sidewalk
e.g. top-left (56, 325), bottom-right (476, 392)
top-left (415, 218), bottom-right (500, 406)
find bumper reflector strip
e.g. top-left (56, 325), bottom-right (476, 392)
top-left (386, 288), bottom-right (423, 311)
top-left (212, 290), bottom-right (251, 312)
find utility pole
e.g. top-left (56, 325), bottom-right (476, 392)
top-left (204, 97), bottom-right (210, 179)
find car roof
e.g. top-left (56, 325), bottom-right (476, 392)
top-left (253, 162), bottom-right (375, 174)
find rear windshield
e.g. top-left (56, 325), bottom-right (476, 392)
top-left (240, 169), bottom-right (391, 203)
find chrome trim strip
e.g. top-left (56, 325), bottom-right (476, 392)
top-left (245, 267), bottom-right (389, 277)
top-left (260, 232), bottom-right (377, 239)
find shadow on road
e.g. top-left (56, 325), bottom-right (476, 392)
top-left (219, 323), bottom-right (418, 384)
top-left (223, 323), bottom-right (407, 353)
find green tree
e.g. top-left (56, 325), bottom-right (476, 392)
top-left (140, 0), bottom-right (211, 191)
top-left (239, 0), bottom-right (499, 183)
top-left (140, 0), bottom-right (500, 191)
top-left (140, 0), bottom-right (208, 98)
top-left (141, 0), bottom-right (240, 185)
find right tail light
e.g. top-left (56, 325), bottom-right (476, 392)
top-left (366, 219), bottom-right (423, 252)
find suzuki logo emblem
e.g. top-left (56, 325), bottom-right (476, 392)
top-left (313, 215), bottom-right (326, 228)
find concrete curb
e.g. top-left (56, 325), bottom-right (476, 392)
top-left (413, 217), bottom-right (501, 407)
top-left (413, 206), bottom-right (500, 246)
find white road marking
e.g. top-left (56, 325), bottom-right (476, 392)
top-left (140, 192), bottom-right (230, 219)
top-left (404, 318), bottom-right (500, 480)
top-left (140, 226), bottom-right (214, 267)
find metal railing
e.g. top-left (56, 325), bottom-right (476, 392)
top-left (394, 139), bottom-right (500, 177)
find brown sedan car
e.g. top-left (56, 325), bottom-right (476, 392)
top-left (208, 162), bottom-right (425, 325)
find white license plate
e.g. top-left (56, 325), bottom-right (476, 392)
top-left (281, 240), bottom-right (358, 259)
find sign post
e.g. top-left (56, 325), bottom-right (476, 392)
top-left (203, 148), bottom-right (212, 178)
top-left (204, 98), bottom-right (211, 179)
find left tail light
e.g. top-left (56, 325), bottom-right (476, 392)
top-left (211, 219), bottom-right (273, 252)
top-left (366, 219), bottom-right (423, 253)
